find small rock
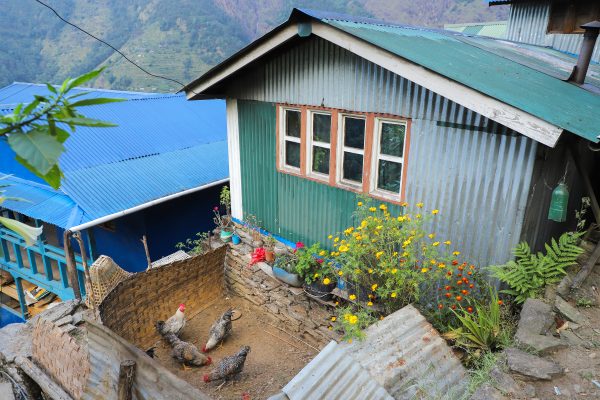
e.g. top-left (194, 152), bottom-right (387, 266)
top-left (573, 384), bottom-right (584, 394)
top-left (590, 352), bottom-right (597, 359)
top-left (505, 347), bottom-right (564, 380)
top-left (555, 296), bottom-right (589, 325)
top-left (517, 298), bottom-right (555, 336)
top-left (556, 275), bottom-right (573, 297)
top-left (559, 330), bottom-right (585, 347)
top-left (515, 332), bottom-right (567, 355)
top-left (523, 384), bottom-right (536, 397)
top-left (545, 284), bottom-right (557, 303)
top-left (470, 383), bottom-right (506, 400)
top-left (265, 303), bottom-right (279, 315)
top-left (54, 315), bottom-right (73, 327)
top-left (0, 379), bottom-right (15, 400)
top-left (490, 367), bottom-right (520, 396)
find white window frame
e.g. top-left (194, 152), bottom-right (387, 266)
top-left (279, 107), bottom-right (302, 173)
top-left (306, 110), bottom-right (332, 181)
top-left (336, 114), bottom-right (366, 189)
top-left (370, 117), bottom-right (408, 201)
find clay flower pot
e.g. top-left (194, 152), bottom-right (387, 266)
top-left (265, 250), bottom-right (275, 262)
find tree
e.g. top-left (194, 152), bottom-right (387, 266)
top-left (0, 68), bottom-right (122, 242)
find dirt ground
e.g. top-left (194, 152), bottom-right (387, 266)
top-left (152, 295), bottom-right (318, 400)
top-left (530, 266), bottom-right (600, 399)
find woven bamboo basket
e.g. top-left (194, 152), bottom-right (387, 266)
top-left (87, 255), bottom-right (131, 308)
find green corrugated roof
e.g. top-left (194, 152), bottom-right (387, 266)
top-left (445, 21), bottom-right (507, 39)
top-left (300, 9), bottom-right (600, 142)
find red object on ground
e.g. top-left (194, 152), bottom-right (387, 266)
top-left (249, 247), bottom-right (266, 265)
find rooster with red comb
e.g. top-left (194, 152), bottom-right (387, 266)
top-left (156, 303), bottom-right (186, 337)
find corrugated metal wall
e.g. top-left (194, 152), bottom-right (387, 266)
top-left (507, 2), bottom-right (600, 63)
top-left (232, 36), bottom-right (538, 267)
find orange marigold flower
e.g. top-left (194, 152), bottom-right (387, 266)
top-left (469, 265), bottom-right (475, 270)
top-left (445, 293), bottom-right (452, 298)
top-left (457, 265), bottom-right (464, 270)
top-left (469, 284), bottom-right (474, 288)
top-left (438, 304), bottom-right (443, 309)
top-left (457, 273), bottom-right (462, 277)
top-left (467, 307), bottom-right (473, 313)
top-left (447, 271), bottom-right (453, 276)
top-left (452, 260), bottom-right (459, 266)
top-left (451, 305), bottom-right (456, 310)
top-left (467, 271), bottom-right (473, 275)
top-left (461, 290), bottom-right (468, 295)
top-left (456, 280), bottom-right (463, 285)
top-left (498, 300), bottom-right (503, 305)
top-left (445, 285), bottom-right (451, 291)
top-left (455, 295), bottom-right (463, 301)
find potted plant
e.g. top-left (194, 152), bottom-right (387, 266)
top-left (294, 242), bottom-right (336, 301)
top-left (213, 206), bottom-right (232, 242)
top-left (264, 235), bottom-right (276, 262)
top-left (243, 214), bottom-right (264, 248)
top-left (272, 253), bottom-right (303, 287)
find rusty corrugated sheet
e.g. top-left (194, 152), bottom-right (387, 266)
top-left (507, 2), bottom-right (600, 63)
top-left (340, 305), bottom-right (468, 400)
top-left (279, 341), bottom-right (393, 400)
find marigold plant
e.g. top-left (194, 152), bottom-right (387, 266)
top-left (331, 304), bottom-right (376, 341)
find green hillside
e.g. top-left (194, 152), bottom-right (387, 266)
top-left (0, 0), bottom-right (508, 92)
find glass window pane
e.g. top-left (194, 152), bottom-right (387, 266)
top-left (285, 110), bottom-right (301, 138)
top-left (343, 152), bottom-right (363, 183)
top-left (312, 113), bottom-right (331, 143)
top-left (377, 160), bottom-right (402, 193)
top-left (380, 122), bottom-right (405, 157)
top-left (344, 117), bottom-right (365, 149)
top-left (285, 140), bottom-right (300, 168)
top-left (312, 146), bottom-right (330, 175)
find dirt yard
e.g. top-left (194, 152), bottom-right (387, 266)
top-left (152, 295), bottom-right (318, 400)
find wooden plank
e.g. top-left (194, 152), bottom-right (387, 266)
top-left (15, 356), bottom-right (74, 400)
top-left (117, 360), bottom-right (136, 400)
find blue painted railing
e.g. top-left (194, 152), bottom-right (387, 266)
top-left (0, 227), bottom-right (89, 317)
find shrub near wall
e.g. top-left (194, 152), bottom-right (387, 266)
top-left (99, 246), bottom-right (226, 349)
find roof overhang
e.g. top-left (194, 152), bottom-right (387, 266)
top-left (184, 12), bottom-right (564, 147)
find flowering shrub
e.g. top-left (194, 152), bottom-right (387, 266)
top-left (293, 242), bottom-right (332, 285)
top-left (331, 304), bottom-right (376, 341)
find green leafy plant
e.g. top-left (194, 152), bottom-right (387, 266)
top-left (293, 242), bottom-right (332, 285)
top-left (444, 289), bottom-right (504, 352)
top-left (331, 304), bottom-right (376, 342)
top-left (220, 186), bottom-right (231, 216)
top-left (490, 232), bottom-right (584, 304)
top-left (175, 231), bottom-right (210, 256)
top-left (0, 68), bottom-right (123, 188)
top-left (264, 235), bottom-right (277, 251)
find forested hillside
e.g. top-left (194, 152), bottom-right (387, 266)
top-left (0, 0), bottom-right (508, 92)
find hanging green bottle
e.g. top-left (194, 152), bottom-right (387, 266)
top-left (548, 182), bottom-right (569, 222)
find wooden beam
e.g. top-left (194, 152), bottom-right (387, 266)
top-left (117, 360), bottom-right (136, 400)
top-left (571, 240), bottom-right (600, 290)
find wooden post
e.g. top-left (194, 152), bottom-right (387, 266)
top-left (571, 240), bottom-right (600, 289)
top-left (73, 232), bottom-right (94, 311)
top-left (63, 230), bottom-right (81, 300)
top-left (117, 360), bottom-right (136, 400)
top-left (141, 235), bottom-right (152, 270)
top-left (14, 277), bottom-right (29, 319)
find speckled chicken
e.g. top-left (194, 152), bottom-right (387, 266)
top-left (203, 346), bottom-right (250, 382)
top-left (157, 303), bottom-right (186, 336)
top-left (156, 321), bottom-right (211, 368)
top-left (202, 308), bottom-right (233, 352)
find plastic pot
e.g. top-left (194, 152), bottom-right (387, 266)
top-left (220, 230), bottom-right (233, 242)
top-left (231, 234), bottom-right (241, 245)
top-left (272, 266), bottom-right (303, 287)
top-left (304, 280), bottom-right (336, 302)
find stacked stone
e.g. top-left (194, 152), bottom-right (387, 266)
top-left (224, 227), bottom-right (339, 348)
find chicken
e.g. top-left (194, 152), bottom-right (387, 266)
top-left (156, 321), bottom-right (211, 368)
top-left (202, 308), bottom-right (234, 352)
top-left (203, 346), bottom-right (250, 383)
top-left (157, 303), bottom-right (186, 336)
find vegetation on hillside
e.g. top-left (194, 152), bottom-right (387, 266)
top-left (0, 0), bottom-right (508, 92)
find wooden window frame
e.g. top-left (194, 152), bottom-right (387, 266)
top-left (277, 106), bottom-right (303, 174)
top-left (276, 103), bottom-right (410, 204)
top-left (336, 113), bottom-right (367, 190)
top-left (306, 110), bottom-right (333, 182)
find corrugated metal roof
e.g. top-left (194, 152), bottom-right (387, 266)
top-left (0, 85), bottom-right (228, 226)
top-left (278, 341), bottom-right (393, 400)
top-left (444, 21), bottom-right (507, 39)
top-left (295, 8), bottom-right (600, 143)
top-left (339, 305), bottom-right (468, 400)
top-left (0, 176), bottom-right (92, 228)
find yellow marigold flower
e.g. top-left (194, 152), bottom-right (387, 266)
top-left (393, 251), bottom-right (398, 256)
top-left (349, 315), bottom-right (358, 324)
top-left (376, 225), bottom-right (383, 230)
top-left (349, 294), bottom-right (356, 301)
top-left (444, 240), bottom-right (451, 245)
top-left (338, 270), bottom-right (344, 276)
top-left (430, 259), bottom-right (437, 265)
top-left (416, 214), bottom-right (422, 219)
top-left (368, 268), bottom-right (373, 274)
top-left (433, 241), bottom-right (440, 247)
top-left (335, 301), bottom-right (339, 306)
top-left (348, 339), bottom-right (353, 343)
top-left (356, 235), bottom-right (362, 241)
top-left (344, 313), bottom-right (351, 321)
top-left (371, 283), bottom-right (378, 291)
top-left (361, 220), bottom-right (368, 227)
top-left (432, 209), bottom-right (439, 215)
top-left (385, 268), bottom-right (390, 273)
top-left (330, 251), bottom-right (336, 256)
top-left (402, 240), bottom-right (411, 247)
top-left (328, 235), bottom-right (333, 239)
top-left (331, 316), bottom-right (336, 322)
top-left (357, 201), bottom-right (363, 207)
top-left (428, 233), bottom-right (435, 239)
top-left (313, 273), bottom-right (319, 278)
top-left (319, 250), bottom-right (326, 256)
top-left (421, 268), bottom-right (429, 273)
top-left (416, 202), bottom-right (424, 208)
top-left (452, 251), bottom-right (460, 256)
top-left (354, 269), bottom-right (361, 274)
top-left (375, 251), bottom-right (384, 259)
top-left (341, 239), bottom-right (347, 244)
top-left (397, 216), bottom-right (405, 222)
top-left (391, 268), bottom-right (398, 274)
top-left (328, 326), bottom-right (333, 330)
top-left (323, 277), bottom-right (331, 285)
top-left (379, 204), bottom-right (387, 210)
top-left (339, 245), bottom-right (349, 252)
top-left (402, 251), bottom-right (409, 257)
top-left (380, 316), bottom-right (385, 320)
top-left (438, 263), bottom-right (446, 269)
top-left (391, 292), bottom-right (397, 298)
top-left (334, 237), bottom-right (339, 243)
top-left (367, 301), bottom-right (373, 306)
top-left (369, 207), bottom-right (377, 212)
top-left (372, 239), bottom-right (377, 243)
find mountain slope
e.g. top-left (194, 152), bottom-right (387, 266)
top-left (0, 0), bottom-right (508, 93)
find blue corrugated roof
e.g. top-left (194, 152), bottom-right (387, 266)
top-left (0, 85), bottom-right (228, 227)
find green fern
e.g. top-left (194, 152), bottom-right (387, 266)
top-left (489, 232), bottom-right (583, 304)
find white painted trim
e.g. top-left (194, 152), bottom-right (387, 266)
top-left (186, 25), bottom-right (299, 99)
top-left (369, 118), bottom-right (408, 200)
top-left (279, 106), bottom-right (303, 173)
top-left (311, 22), bottom-right (563, 147)
top-left (306, 110), bottom-right (332, 181)
top-left (337, 113), bottom-right (366, 188)
top-left (226, 99), bottom-right (243, 220)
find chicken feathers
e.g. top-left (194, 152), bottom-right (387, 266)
top-left (155, 321), bottom-right (211, 367)
top-left (157, 303), bottom-right (186, 337)
top-left (203, 346), bottom-right (250, 382)
top-left (203, 308), bottom-right (234, 352)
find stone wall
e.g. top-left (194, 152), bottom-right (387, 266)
top-left (99, 246), bottom-right (226, 349)
top-left (224, 230), bottom-right (339, 348)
